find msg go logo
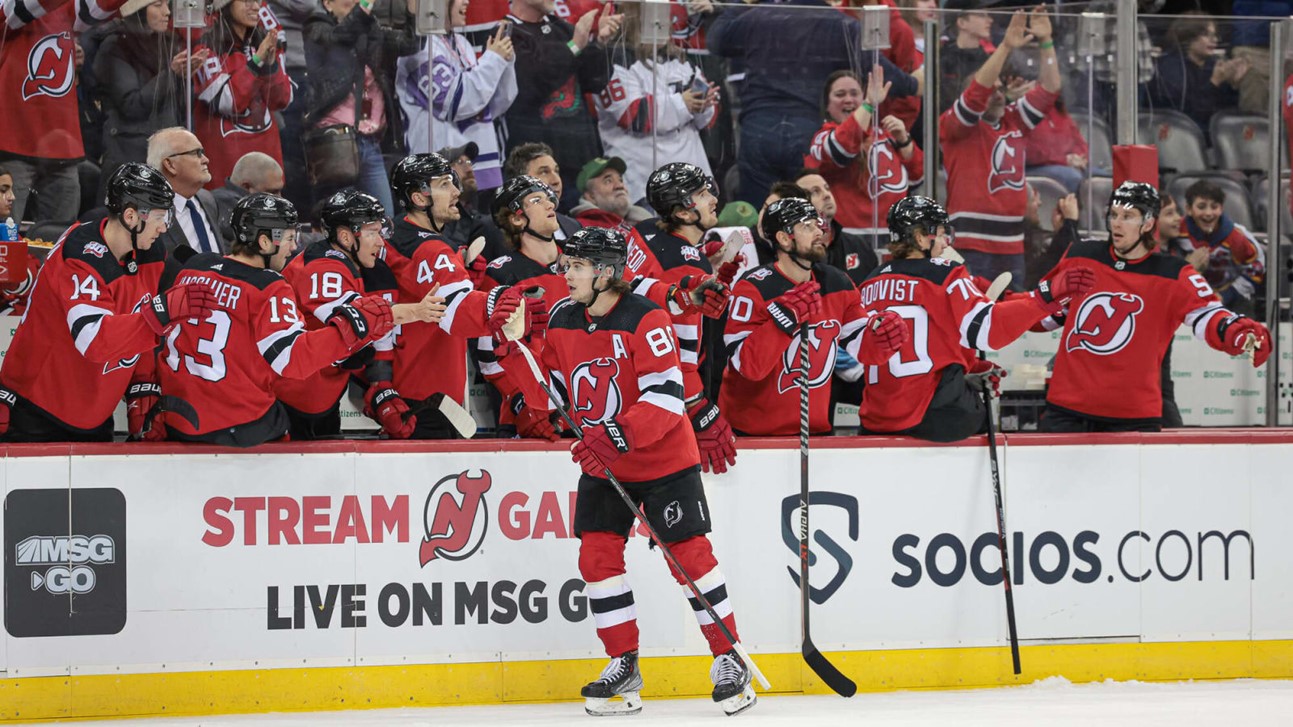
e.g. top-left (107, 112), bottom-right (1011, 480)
top-left (16, 534), bottom-right (116, 594)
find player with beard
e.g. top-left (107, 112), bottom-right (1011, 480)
top-left (855, 196), bottom-right (1094, 442)
top-left (276, 190), bottom-right (446, 439)
top-left (512, 226), bottom-right (756, 717)
top-left (1039, 182), bottom-right (1271, 432)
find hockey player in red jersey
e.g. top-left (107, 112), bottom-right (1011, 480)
top-left (0, 163), bottom-right (216, 442)
top-left (1039, 182), bottom-right (1271, 432)
top-left (384, 152), bottom-right (529, 438)
top-left (276, 190), bottom-right (446, 439)
top-left (635, 162), bottom-right (738, 473)
top-left (154, 194), bottom-right (413, 447)
top-left (855, 196), bottom-right (1094, 442)
top-left (513, 227), bottom-right (755, 717)
top-left (720, 198), bottom-right (871, 436)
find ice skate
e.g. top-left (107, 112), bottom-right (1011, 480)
top-left (710, 649), bottom-right (756, 716)
top-left (582, 650), bottom-right (643, 716)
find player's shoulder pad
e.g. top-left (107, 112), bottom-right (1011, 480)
top-left (1067, 239), bottom-right (1189, 280)
top-left (388, 218), bottom-right (452, 259)
top-left (869, 257), bottom-right (959, 285)
top-left (302, 239), bottom-right (360, 271)
top-left (360, 258), bottom-right (398, 294)
top-left (650, 233), bottom-right (713, 273)
top-left (814, 263), bottom-right (856, 295)
top-left (739, 263), bottom-right (792, 300)
top-left (184, 253), bottom-right (283, 290)
top-left (547, 296), bottom-right (585, 331)
top-left (601, 293), bottom-right (661, 333)
top-left (59, 222), bottom-right (129, 283)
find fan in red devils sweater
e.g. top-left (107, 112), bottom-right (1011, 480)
top-left (939, 8), bottom-right (1060, 284)
top-left (1038, 182), bottom-right (1271, 433)
top-left (855, 196), bottom-right (1094, 442)
top-left (276, 191), bottom-right (446, 440)
top-left (720, 198), bottom-right (869, 436)
top-left (0, 164), bottom-right (214, 442)
top-left (509, 226), bottom-right (756, 717)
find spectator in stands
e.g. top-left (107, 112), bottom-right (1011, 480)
top-left (1231, 1), bottom-right (1293, 115)
top-left (212, 152), bottom-right (285, 242)
top-left (898, 0), bottom-right (937, 52)
top-left (938, 0), bottom-right (995, 114)
top-left (148, 127), bottom-right (224, 255)
top-left (940, 8), bottom-right (1060, 285)
top-left (0, 167), bottom-right (39, 317)
top-left (0, 168), bottom-right (12, 222)
top-left (793, 170), bottom-right (879, 286)
top-left (1181, 179), bottom-right (1265, 315)
top-left (592, 8), bottom-right (718, 207)
top-left (707, 0), bottom-right (920, 206)
top-left (504, 0), bottom-right (621, 210)
top-left (805, 66), bottom-right (924, 248)
top-left (1157, 192), bottom-right (1191, 258)
top-left (438, 142), bottom-right (510, 268)
top-left (1024, 98), bottom-right (1090, 193)
top-left (0, 0), bottom-right (125, 225)
top-left (498, 144), bottom-right (583, 245)
top-left (268, 0), bottom-right (318, 216)
top-left (95, 0), bottom-right (208, 204)
top-left (1154, 190), bottom-right (1186, 429)
top-left (194, 0), bottom-right (292, 196)
top-left (304, 0), bottom-right (418, 214)
top-left (869, 0), bottom-right (922, 134)
top-left (1149, 13), bottom-right (1248, 140)
top-left (570, 157), bottom-right (655, 232)
top-left (397, 0), bottom-right (517, 203)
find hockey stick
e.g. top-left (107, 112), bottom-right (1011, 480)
top-left (981, 385), bottom-right (1022, 675)
top-left (509, 338), bottom-right (771, 692)
top-left (796, 323), bottom-right (858, 698)
top-left (400, 392), bottom-right (477, 439)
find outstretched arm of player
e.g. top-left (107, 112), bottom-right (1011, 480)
top-left (949, 265), bottom-right (1095, 351)
top-left (260, 289), bottom-right (395, 380)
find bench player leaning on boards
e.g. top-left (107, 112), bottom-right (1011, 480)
top-left (719, 198), bottom-right (871, 436)
top-left (276, 190), bottom-right (447, 440)
top-left (1037, 182), bottom-right (1271, 433)
top-left (0, 163), bottom-right (218, 443)
top-left (853, 196), bottom-right (1094, 442)
top-left (150, 194), bottom-right (430, 447)
top-left (510, 227), bottom-right (756, 717)
top-left (384, 152), bottom-right (530, 438)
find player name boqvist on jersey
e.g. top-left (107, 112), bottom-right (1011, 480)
top-left (860, 277), bottom-right (920, 307)
top-left (177, 272), bottom-right (244, 310)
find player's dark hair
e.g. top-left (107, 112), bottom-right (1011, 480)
top-left (0, 165), bottom-right (10, 180)
top-left (1184, 179), bottom-right (1225, 207)
top-left (494, 206), bottom-right (524, 248)
top-left (504, 143), bottom-right (557, 180)
top-left (606, 278), bottom-right (632, 296)
top-left (1166, 12), bottom-right (1215, 51)
top-left (768, 181), bottom-right (808, 201)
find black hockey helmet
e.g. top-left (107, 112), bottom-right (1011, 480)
top-left (887, 195), bottom-right (950, 244)
top-left (1107, 181), bottom-right (1161, 221)
top-left (105, 162), bottom-right (174, 217)
top-left (391, 152), bottom-right (459, 210)
top-left (646, 162), bottom-right (716, 220)
top-left (760, 197), bottom-right (822, 243)
top-left (494, 174), bottom-right (558, 217)
top-left (320, 189), bottom-right (385, 240)
top-left (231, 193), bottom-right (298, 246)
top-left (563, 226), bottom-right (628, 279)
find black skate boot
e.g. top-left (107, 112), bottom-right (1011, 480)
top-left (710, 650), bottom-right (756, 716)
top-left (582, 650), bottom-right (644, 716)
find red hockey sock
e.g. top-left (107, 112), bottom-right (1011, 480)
top-left (666, 536), bottom-right (741, 657)
top-left (580, 531), bottom-right (638, 657)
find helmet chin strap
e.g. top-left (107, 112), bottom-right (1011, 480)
top-left (585, 267), bottom-right (613, 309)
top-left (777, 234), bottom-right (814, 272)
top-left (336, 227), bottom-right (361, 267)
top-left (521, 208), bottom-right (555, 243)
top-left (121, 209), bottom-right (146, 271)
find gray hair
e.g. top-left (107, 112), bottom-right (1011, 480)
top-left (230, 152), bottom-right (283, 188)
top-left (145, 127), bottom-right (192, 171)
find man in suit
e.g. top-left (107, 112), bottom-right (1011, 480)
top-left (146, 127), bottom-right (224, 255)
top-left (212, 152), bottom-right (286, 242)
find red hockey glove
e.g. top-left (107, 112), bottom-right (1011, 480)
top-left (1214, 315), bottom-right (1272, 367)
top-left (142, 282), bottom-right (218, 336)
top-left (766, 280), bottom-right (822, 336)
top-left (967, 359), bottom-right (1008, 398)
top-left (0, 386), bottom-right (15, 437)
top-left (365, 383), bottom-right (415, 439)
top-left (125, 380), bottom-right (161, 439)
top-left (488, 285), bottom-right (530, 341)
top-left (329, 295), bottom-right (394, 349)
top-left (527, 292), bottom-right (550, 339)
top-left (689, 398), bottom-right (737, 474)
top-left (668, 275), bottom-right (730, 318)
top-left (715, 255), bottom-right (745, 288)
top-left (140, 410), bottom-right (169, 442)
top-left (1033, 267), bottom-right (1095, 315)
top-left (571, 419), bottom-right (632, 477)
top-left (458, 245), bottom-right (490, 287)
top-left (855, 310), bottom-right (910, 365)
top-left (511, 395), bottom-right (559, 441)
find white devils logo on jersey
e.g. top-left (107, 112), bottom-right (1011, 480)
top-left (866, 141), bottom-right (909, 198)
top-left (1065, 292), bottom-right (1145, 355)
top-left (219, 110), bottom-right (274, 138)
top-left (22, 33), bottom-right (75, 101)
top-left (776, 322), bottom-right (839, 394)
top-left (571, 357), bottom-right (624, 424)
top-left (987, 132), bottom-right (1026, 194)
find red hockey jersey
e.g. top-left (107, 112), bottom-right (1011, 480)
top-left (1042, 239), bottom-right (1234, 422)
top-left (191, 40), bottom-right (292, 190)
top-left (805, 113), bottom-right (925, 234)
top-left (160, 254), bottom-right (366, 443)
top-left (855, 257), bottom-right (1052, 432)
top-left (720, 263), bottom-right (867, 436)
top-left (0, 220), bottom-right (163, 430)
top-left (637, 231), bottom-right (713, 401)
top-left (532, 293), bottom-right (700, 483)
top-left (0, 0), bottom-right (123, 161)
top-left (939, 79), bottom-right (1057, 255)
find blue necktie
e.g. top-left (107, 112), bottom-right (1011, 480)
top-left (187, 199), bottom-right (212, 254)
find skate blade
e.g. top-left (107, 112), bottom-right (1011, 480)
top-left (585, 691), bottom-right (643, 717)
top-left (720, 686), bottom-right (757, 717)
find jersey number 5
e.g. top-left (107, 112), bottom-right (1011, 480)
top-left (866, 305), bottom-right (932, 383)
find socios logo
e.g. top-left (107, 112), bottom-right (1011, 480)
top-left (780, 492), bottom-right (858, 604)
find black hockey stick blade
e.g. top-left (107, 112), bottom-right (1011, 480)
top-left (804, 636), bottom-right (857, 697)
